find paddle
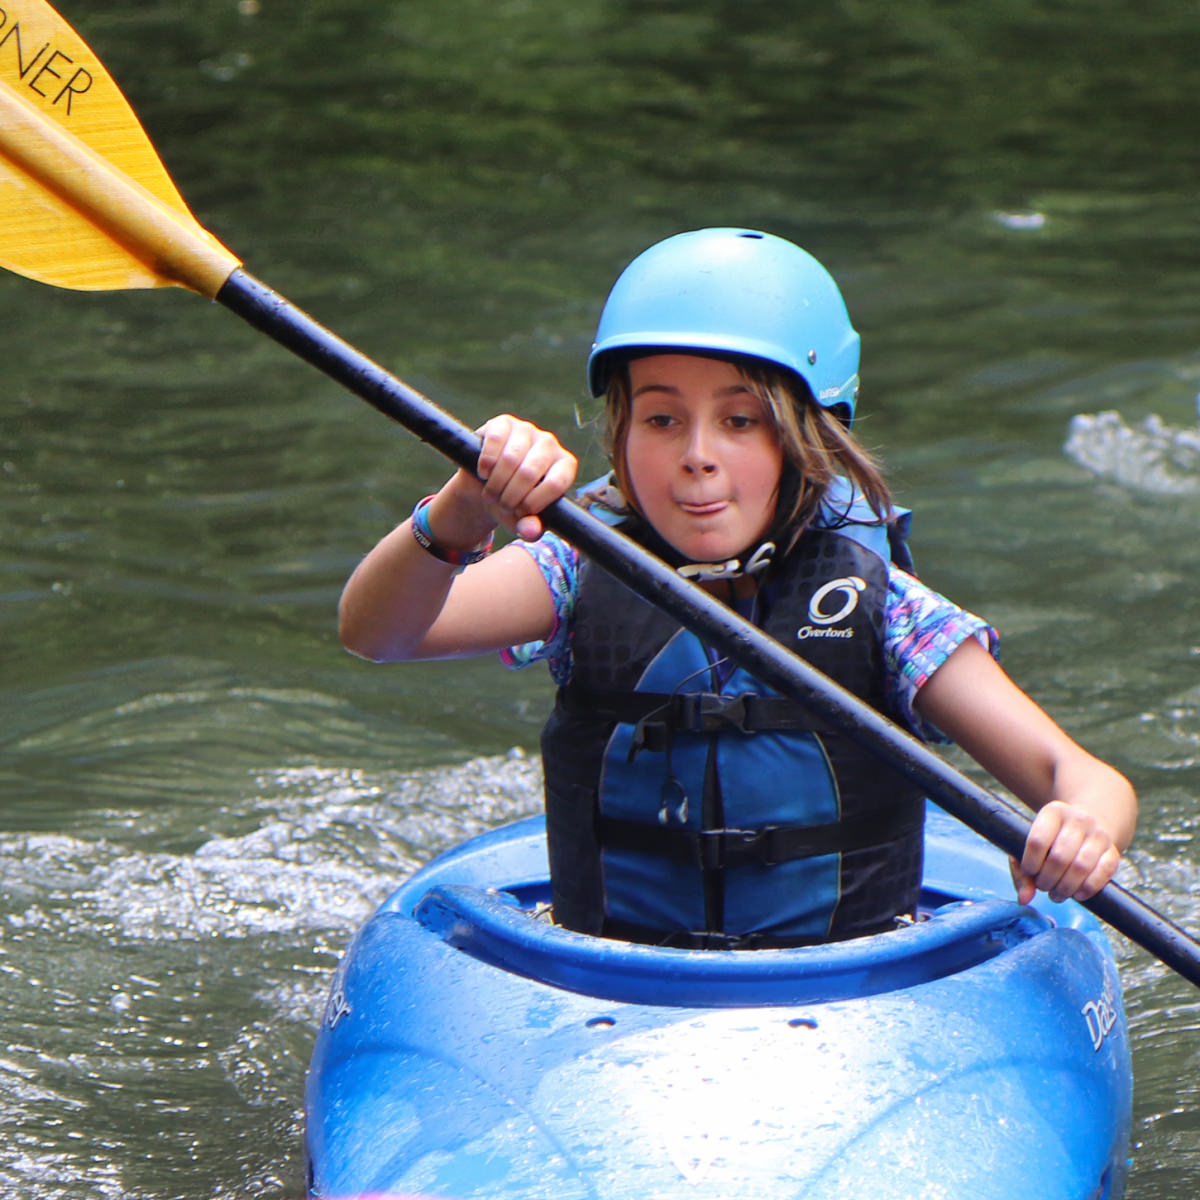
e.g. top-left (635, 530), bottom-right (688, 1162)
top-left (4, 0), bottom-right (1199, 987)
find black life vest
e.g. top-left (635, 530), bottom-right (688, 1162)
top-left (540, 515), bottom-right (926, 948)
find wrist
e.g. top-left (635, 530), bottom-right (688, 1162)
top-left (410, 494), bottom-right (494, 567)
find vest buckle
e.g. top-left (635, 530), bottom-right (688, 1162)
top-left (677, 693), bottom-right (751, 733)
top-left (695, 826), bottom-right (767, 870)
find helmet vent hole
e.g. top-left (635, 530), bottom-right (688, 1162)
top-left (739, 232), bottom-right (764, 239)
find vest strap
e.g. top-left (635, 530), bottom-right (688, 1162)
top-left (561, 686), bottom-right (832, 738)
top-left (597, 797), bottom-right (924, 871)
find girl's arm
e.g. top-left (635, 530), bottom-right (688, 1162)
top-left (338, 415), bottom-right (578, 663)
top-left (913, 637), bottom-right (1137, 904)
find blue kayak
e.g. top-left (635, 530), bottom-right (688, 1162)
top-left (305, 802), bottom-right (1132, 1200)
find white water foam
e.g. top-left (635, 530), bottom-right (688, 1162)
top-left (1065, 409), bottom-right (1200, 495)
top-left (0, 750), bottom-right (544, 944)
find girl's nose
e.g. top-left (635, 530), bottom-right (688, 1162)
top-left (682, 430), bottom-right (717, 475)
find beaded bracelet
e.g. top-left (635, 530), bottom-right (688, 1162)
top-left (410, 495), bottom-right (494, 567)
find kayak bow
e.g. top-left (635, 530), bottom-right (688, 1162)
top-left (306, 804), bottom-right (1133, 1200)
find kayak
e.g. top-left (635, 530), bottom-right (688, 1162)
top-left (304, 801), bottom-right (1133, 1200)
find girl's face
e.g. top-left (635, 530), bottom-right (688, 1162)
top-left (623, 354), bottom-right (784, 563)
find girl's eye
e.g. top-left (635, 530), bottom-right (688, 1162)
top-left (727, 413), bottom-right (757, 429)
top-left (645, 413), bottom-right (675, 428)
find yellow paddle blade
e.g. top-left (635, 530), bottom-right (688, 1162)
top-left (0, 0), bottom-right (240, 295)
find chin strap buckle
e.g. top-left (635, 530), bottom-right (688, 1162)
top-left (676, 558), bottom-right (740, 582)
top-left (675, 541), bottom-right (776, 583)
top-left (743, 542), bottom-right (775, 577)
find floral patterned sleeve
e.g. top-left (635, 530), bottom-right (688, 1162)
top-left (884, 565), bottom-right (999, 742)
top-left (498, 531), bottom-right (581, 685)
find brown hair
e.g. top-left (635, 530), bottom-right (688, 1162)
top-left (600, 355), bottom-right (895, 551)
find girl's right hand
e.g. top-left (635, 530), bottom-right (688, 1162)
top-left (462, 414), bottom-right (578, 542)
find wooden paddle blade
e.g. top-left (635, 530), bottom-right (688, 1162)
top-left (0, 0), bottom-right (239, 295)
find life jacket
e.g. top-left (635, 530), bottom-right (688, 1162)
top-left (540, 499), bottom-right (926, 949)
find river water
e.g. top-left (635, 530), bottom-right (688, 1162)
top-left (2, 1), bottom-right (1200, 1196)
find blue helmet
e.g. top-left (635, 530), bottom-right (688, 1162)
top-left (587, 228), bottom-right (861, 424)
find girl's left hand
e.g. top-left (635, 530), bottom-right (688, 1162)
top-left (1010, 800), bottom-right (1122, 906)
top-left (914, 638), bottom-right (1135, 909)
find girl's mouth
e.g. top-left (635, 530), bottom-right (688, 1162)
top-left (677, 499), bottom-right (728, 516)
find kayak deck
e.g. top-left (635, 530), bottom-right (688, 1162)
top-left (306, 805), bottom-right (1132, 1200)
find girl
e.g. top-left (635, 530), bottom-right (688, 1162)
top-left (339, 227), bottom-right (1136, 948)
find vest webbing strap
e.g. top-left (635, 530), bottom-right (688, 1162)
top-left (596, 796), bottom-right (925, 871)
top-left (561, 686), bottom-right (834, 736)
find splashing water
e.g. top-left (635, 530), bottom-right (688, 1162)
top-left (1064, 409), bottom-right (1200, 495)
top-left (0, 751), bottom-right (545, 1200)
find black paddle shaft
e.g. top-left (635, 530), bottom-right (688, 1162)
top-left (218, 268), bottom-right (1200, 988)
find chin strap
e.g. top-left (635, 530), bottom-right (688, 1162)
top-left (579, 474), bottom-right (783, 585)
top-left (676, 541), bottom-right (776, 582)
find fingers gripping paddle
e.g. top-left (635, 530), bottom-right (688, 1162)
top-left (4, 0), bottom-right (1199, 986)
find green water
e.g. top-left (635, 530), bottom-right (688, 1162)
top-left (3, 0), bottom-right (1200, 1195)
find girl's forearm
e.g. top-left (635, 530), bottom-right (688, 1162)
top-left (338, 516), bottom-right (463, 662)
